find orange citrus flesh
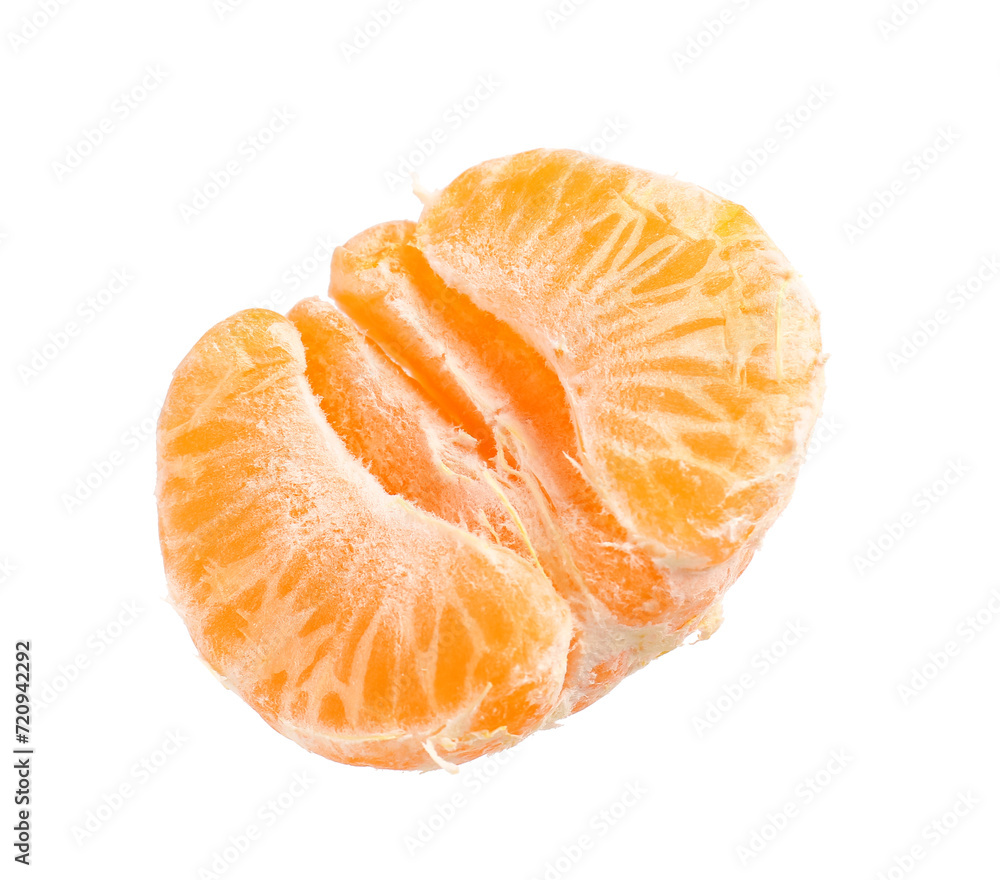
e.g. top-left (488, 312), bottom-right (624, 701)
top-left (287, 296), bottom-right (525, 558)
top-left (323, 218), bottom-right (765, 709)
top-left (156, 149), bottom-right (824, 770)
top-left (157, 310), bottom-right (572, 769)
top-left (416, 150), bottom-right (823, 571)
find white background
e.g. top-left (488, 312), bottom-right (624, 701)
top-left (3, 0), bottom-right (999, 877)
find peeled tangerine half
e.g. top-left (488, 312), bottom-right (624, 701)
top-left (156, 149), bottom-right (824, 771)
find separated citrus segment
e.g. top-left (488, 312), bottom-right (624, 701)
top-left (156, 309), bottom-right (572, 770)
top-left (417, 149), bottom-right (824, 569)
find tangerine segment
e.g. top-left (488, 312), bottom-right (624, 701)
top-left (287, 296), bottom-right (526, 558)
top-left (156, 309), bottom-right (572, 770)
top-left (417, 149), bottom-right (825, 569)
top-left (327, 220), bottom-right (753, 634)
